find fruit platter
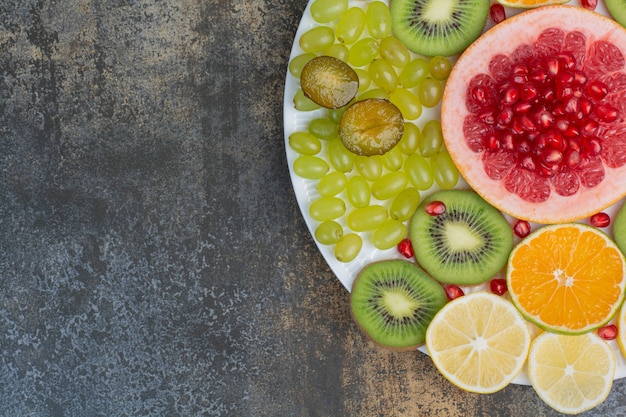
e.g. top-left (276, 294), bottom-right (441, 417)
top-left (283, 0), bottom-right (626, 413)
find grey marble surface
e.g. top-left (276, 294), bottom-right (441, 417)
top-left (2, 0), bottom-right (626, 416)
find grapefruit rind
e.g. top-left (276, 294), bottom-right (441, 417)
top-left (442, 6), bottom-right (626, 224)
top-left (496, 0), bottom-right (570, 9)
top-left (506, 223), bottom-right (626, 335)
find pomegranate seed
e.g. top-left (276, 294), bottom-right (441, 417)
top-left (497, 107), bottom-right (514, 126)
top-left (478, 107), bottom-right (496, 124)
top-left (490, 278), bottom-right (508, 296)
top-left (521, 83), bottom-right (538, 101)
top-left (485, 134), bottom-right (500, 151)
top-left (514, 101), bottom-right (532, 113)
top-left (489, 3), bottom-right (506, 24)
top-left (584, 138), bottom-right (602, 156)
top-left (513, 220), bottom-right (531, 238)
top-left (530, 67), bottom-right (549, 83)
top-left (590, 212), bottom-right (611, 228)
top-left (397, 238), bottom-right (414, 258)
top-left (520, 155), bottom-right (536, 171)
top-left (444, 284), bottom-right (464, 301)
top-left (565, 149), bottom-right (581, 167)
top-left (580, 118), bottom-right (599, 135)
top-left (502, 133), bottom-right (515, 151)
top-left (595, 103), bottom-right (619, 123)
top-left (542, 148), bottom-right (563, 165)
top-left (586, 80), bottom-right (609, 100)
top-left (573, 70), bottom-right (587, 85)
top-left (503, 86), bottom-right (520, 104)
top-left (579, 98), bottom-right (593, 117)
top-left (516, 138), bottom-right (531, 154)
top-left (471, 86), bottom-right (488, 104)
top-left (545, 56), bottom-right (560, 75)
top-left (425, 201), bottom-right (446, 216)
top-left (558, 53), bottom-right (576, 70)
top-left (597, 324), bottom-right (617, 341)
top-left (581, 0), bottom-right (597, 9)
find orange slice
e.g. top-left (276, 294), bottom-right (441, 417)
top-left (496, 0), bottom-right (570, 8)
top-left (507, 223), bottom-right (626, 334)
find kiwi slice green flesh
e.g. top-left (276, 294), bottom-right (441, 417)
top-left (613, 201), bottom-right (626, 256)
top-left (350, 259), bottom-right (448, 351)
top-left (390, 0), bottom-right (490, 57)
top-left (606, 0), bottom-right (626, 28)
top-left (409, 190), bottom-right (513, 285)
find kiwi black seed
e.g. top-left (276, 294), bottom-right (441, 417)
top-left (606, 0), bottom-right (626, 29)
top-left (390, 0), bottom-right (490, 57)
top-left (409, 189), bottom-right (513, 285)
top-left (350, 259), bottom-right (448, 351)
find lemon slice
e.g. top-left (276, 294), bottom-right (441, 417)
top-left (425, 292), bottom-right (531, 394)
top-left (528, 332), bottom-right (615, 414)
top-left (496, 0), bottom-right (570, 8)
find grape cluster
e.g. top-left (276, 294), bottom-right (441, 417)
top-left (288, 0), bottom-right (460, 262)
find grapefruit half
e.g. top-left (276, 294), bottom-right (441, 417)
top-left (442, 6), bottom-right (626, 224)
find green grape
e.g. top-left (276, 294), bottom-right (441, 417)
top-left (348, 37), bottom-right (378, 68)
top-left (432, 150), bottom-right (459, 189)
top-left (334, 233), bottom-right (362, 262)
top-left (336, 7), bottom-right (366, 45)
top-left (417, 78), bottom-right (443, 108)
top-left (390, 187), bottom-right (420, 221)
top-left (371, 171), bottom-right (408, 200)
top-left (289, 131), bottom-right (322, 155)
top-left (309, 196), bottom-right (346, 221)
top-left (346, 176), bottom-right (370, 208)
top-left (428, 55), bottom-right (452, 80)
top-left (289, 53), bottom-right (316, 78)
top-left (317, 171), bottom-right (348, 196)
top-left (328, 106), bottom-right (348, 124)
top-left (309, 117), bottom-right (338, 140)
top-left (399, 58), bottom-right (429, 88)
top-left (419, 120), bottom-right (443, 157)
top-left (397, 122), bottom-right (420, 155)
top-left (293, 155), bottom-right (329, 179)
top-left (355, 68), bottom-right (371, 92)
top-left (404, 153), bottom-right (434, 190)
top-left (293, 88), bottom-right (321, 111)
top-left (366, 1), bottom-right (391, 39)
top-left (382, 146), bottom-right (403, 171)
top-left (299, 26), bottom-right (335, 53)
top-left (355, 155), bottom-right (382, 181)
top-left (357, 88), bottom-right (389, 101)
top-left (368, 59), bottom-right (398, 92)
top-left (324, 43), bottom-right (349, 62)
top-left (379, 36), bottom-right (410, 68)
top-left (372, 219), bottom-right (406, 250)
top-left (310, 0), bottom-right (348, 23)
top-left (347, 205), bottom-right (388, 231)
top-left (389, 88), bottom-right (422, 120)
top-left (315, 220), bottom-right (344, 245)
top-left (328, 138), bottom-right (354, 172)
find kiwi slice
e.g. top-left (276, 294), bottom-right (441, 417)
top-left (606, 0), bottom-right (626, 28)
top-left (350, 259), bottom-right (448, 351)
top-left (390, 0), bottom-right (490, 57)
top-left (613, 201), bottom-right (626, 256)
top-left (409, 189), bottom-right (513, 285)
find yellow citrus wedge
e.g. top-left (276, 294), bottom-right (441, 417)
top-left (496, 0), bottom-right (570, 8)
top-left (507, 223), bottom-right (626, 335)
top-left (528, 332), bottom-right (615, 414)
top-left (425, 292), bottom-right (531, 394)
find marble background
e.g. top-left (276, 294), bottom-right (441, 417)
top-left (1, 0), bottom-right (626, 415)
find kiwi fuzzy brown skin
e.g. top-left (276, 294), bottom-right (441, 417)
top-left (409, 189), bottom-right (514, 285)
top-left (390, 0), bottom-right (490, 57)
top-left (350, 259), bottom-right (448, 351)
top-left (606, 0), bottom-right (626, 28)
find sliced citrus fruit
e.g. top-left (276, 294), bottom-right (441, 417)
top-left (425, 292), bottom-right (531, 394)
top-left (528, 332), bottom-right (615, 414)
top-left (496, 0), bottom-right (569, 8)
top-left (507, 223), bottom-right (626, 335)
top-left (617, 301), bottom-right (626, 359)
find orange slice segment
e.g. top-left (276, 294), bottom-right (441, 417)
top-left (496, 0), bottom-right (570, 8)
top-left (507, 223), bottom-right (626, 334)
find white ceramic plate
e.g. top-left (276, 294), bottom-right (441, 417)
top-left (283, 0), bottom-right (626, 385)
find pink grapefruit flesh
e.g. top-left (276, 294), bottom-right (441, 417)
top-left (442, 6), bottom-right (626, 224)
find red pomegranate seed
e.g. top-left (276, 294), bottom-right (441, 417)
top-left (590, 212), bottom-right (611, 228)
top-left (584, 138), bottom-right (602, 156)
top-left (444, 284), bottom-right (465, 301)
top-left (489, 4), bottom-right (506, 24)
top-left (397, 238), bottom-right (414, 258)
top-left (595, 103), bottom-right (619, 123)
top-left (489, 278), bottom-right (508, 296)
top-left (581, 0), bottom-right (597, 11)
top-left (425, 201), bottom-right (446, 216)
top-left (597, 324), bottom-right (617, 341)
top-left (586, 80), bottom-right (609, 100)
top-left (513, 220), bottom-right (531, 238)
